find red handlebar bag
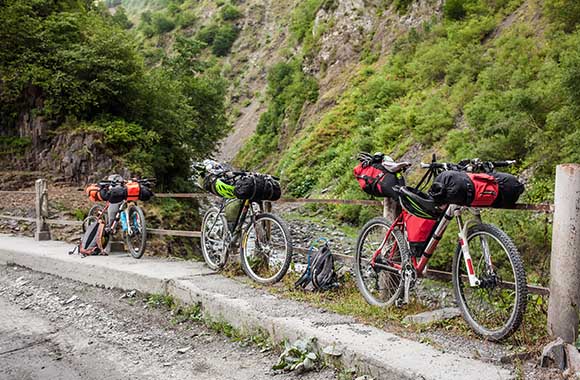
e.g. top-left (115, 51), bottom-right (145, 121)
top-left (126, 182), bottom-right (140, 201)
top-left (85, 184), bottom-right (103, 202)
top-left (467, 173), bottom-right (498, 207)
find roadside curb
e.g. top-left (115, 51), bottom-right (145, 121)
top-left (0, 234), bottom-right (513, 380)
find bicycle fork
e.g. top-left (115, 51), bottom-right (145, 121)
top-left (457, 210), bottom-right (493, 287)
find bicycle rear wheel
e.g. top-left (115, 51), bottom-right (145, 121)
top-left (201, 208), bottom-right (229, 270)
top-left (124, 205), bottom-right (147, 259)
top-left (240, 213), bottom-right (292, 285)
top-left (355, 217), bottom-right (409, 307)
top-left (452, 223), bottom-right (527, 341)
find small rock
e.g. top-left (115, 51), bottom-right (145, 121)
top-left (162, 362), bottom-right (172, 367)
top-left (402, 307), bottom-right (461, 325)
top-left (540, 338), bottom-right (567, 369)
top-left (355, 376), bottom-right (374, 380)
top-left (322, 346), bottom-right (342, 357)
top-left (177, 346), bottom-right (191, 354)
top-left (63, 295), bottom-right (78, 305)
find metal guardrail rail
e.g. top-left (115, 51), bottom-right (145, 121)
top-left (0, 185), bottom-right (554, 295)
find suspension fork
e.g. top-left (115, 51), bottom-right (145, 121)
top-left (457, 209), bottom-right (483, 287)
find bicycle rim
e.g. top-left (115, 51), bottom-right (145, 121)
top-left (125, 206), bottom-right (146, 259)
top-left (355, 218), bottom-right (406, 307)
top-left (241, 214), bottom-right (291, 284)
top-left (201, 209), bottom-right (228, 270)
top-left (454, 225), bottom-right (526, 340)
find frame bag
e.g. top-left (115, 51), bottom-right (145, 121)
top-left (403, 211), bottom-right (438, 256)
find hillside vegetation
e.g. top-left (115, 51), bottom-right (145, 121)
top-left (0, 0), bottom-right (229, 189)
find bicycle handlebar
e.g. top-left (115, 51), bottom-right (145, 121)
top-left (420, 159), bottom-right (516, 172)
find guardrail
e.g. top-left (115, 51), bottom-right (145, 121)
top-left (2, 170), bottom-right (579, 345)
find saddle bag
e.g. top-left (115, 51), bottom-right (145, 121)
top-left (353, 162), bottom-right (404, 199)
top-left (234, 174), bottom-right (281, 201)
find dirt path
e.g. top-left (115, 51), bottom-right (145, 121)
top-left (0, 265), bottom-right (337, 380)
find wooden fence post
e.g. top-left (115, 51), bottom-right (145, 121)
top-left (34, 179), bottom-right (51, 241)
top-left (382, 198), bottom-right (400, 222)
top-left (548, 164), bottom-right (580, 343)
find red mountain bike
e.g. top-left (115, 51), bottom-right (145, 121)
top-left (354, 157), bottom-right (527, 341)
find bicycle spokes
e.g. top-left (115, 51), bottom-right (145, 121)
top-left (456, 230), bottom-right (519, 333)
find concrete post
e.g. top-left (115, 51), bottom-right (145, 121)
top-left (548, 164), bottom-right (580, 343)
top-left (34, 179), bottom-right (51, 241)
top-left (382, 198), bottom-right (400, 222)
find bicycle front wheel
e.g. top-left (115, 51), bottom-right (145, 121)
top-left (201, 208), bottom-right (229, 271)
top-left (240, 213), bottom-right (292, 285)
top-left (355, 217), bottom-right (409, 307)
top-left (124, 205), bottom-right (147, 259)
top-left (452, 223), bottom-right (527, 341)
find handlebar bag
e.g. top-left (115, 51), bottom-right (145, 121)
top-left (234, 174), bottom-right (281, 201)
top-left (429, 171), bottom-right (474, 205)
top-left (468, 173), bottom-right (499, 207)
top-left (353, 162), bottom-right (405, 199)
top-left (491, 172), bottom-right (524, 208)
top-left (85, 184), bottom-right (105, 202)
top-left (403, 211), bottom-right (438, 256)
top-left (125, 182), bottom-right (154, 202)
top-left (99, 185), bottom-right (126, 203)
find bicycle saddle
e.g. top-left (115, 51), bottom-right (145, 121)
top-left (398, 186), bottom-right (442, 220)
top-left (382, 161), bottom-right (412, 173)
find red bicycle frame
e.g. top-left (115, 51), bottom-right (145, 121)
top-left (370, 205), bottom-right (458, 275)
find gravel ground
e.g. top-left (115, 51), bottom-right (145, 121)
top-left (0, 265), bottom-right (338, 380)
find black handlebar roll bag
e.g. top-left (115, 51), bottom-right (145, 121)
top-left (234, 173), bottom-right (281, 201)
top-left (491, 172), bottom-right (525, 208)
top-left (430, 170), bottom-right (523, 208)
top-left (429, 171), bottom-right (474, 206)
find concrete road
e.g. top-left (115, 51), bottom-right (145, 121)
top-left (0, 265), bottom-right (337, 380)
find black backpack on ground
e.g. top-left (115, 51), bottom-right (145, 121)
top-left (295, 240), bottom-right (339, 291)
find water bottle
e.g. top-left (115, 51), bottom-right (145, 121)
top-left (120, 211), bottom-right (128, 232)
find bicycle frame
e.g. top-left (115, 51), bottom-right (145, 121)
top-left (207, 198), bottom-right (263, 242)
top-left (94, 200), bottom-right (135, 236)
top-left (371, 204), bottom-right (488, 288)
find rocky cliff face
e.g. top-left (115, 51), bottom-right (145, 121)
top-left (218, 0), bottom-right (443, 161)
top-left (4, 110), bottom-right (120, 184)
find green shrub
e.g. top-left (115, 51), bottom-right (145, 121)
top-left (220, 3), bottom-right (242, 21)
top-left (544, 0), bottom-right (580, 32)
top-left (443, 0), bottom-right (467, 20)
top-left (212, 24), bottom-right (238, 56)
top-left (152, 12), bottom-right (175, 34)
